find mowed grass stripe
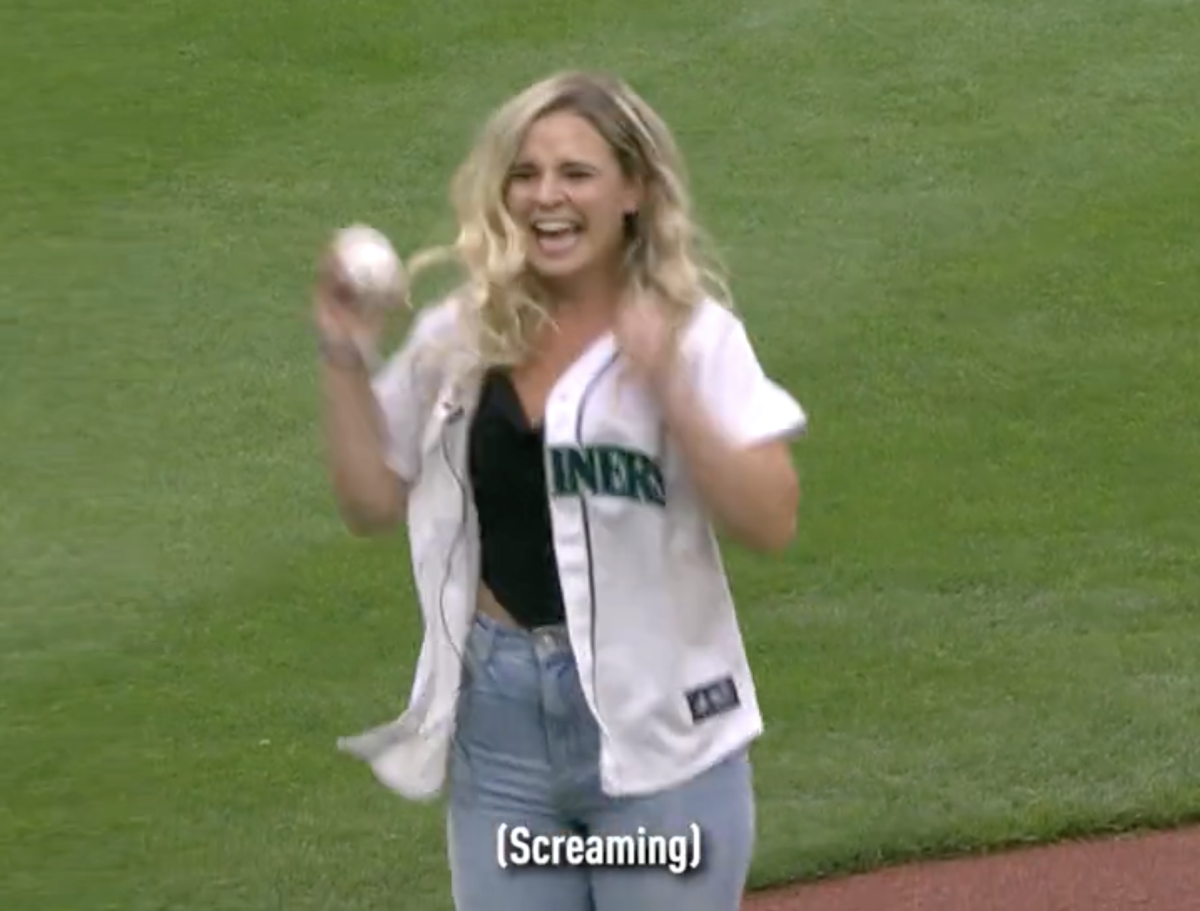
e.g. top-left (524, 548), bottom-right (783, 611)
top-left (743, 133), bottom-right (1200, 882)
top-left (2, 0), bottom-right (1198, 908)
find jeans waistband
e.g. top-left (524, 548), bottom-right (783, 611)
top-left (470, 609), bottom-right (571, 660)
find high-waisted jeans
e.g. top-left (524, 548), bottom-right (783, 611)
top-left (446, 611), bottom-right (756, 911)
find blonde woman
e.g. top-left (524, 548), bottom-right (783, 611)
top-left (314, 70), bottom-right (807, 911)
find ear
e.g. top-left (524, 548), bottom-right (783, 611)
top-left (621, 173), bottom-right (646, 216)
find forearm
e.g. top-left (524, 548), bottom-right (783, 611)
top-left (657, 372), bottom-right (799, 553)
top-left (321, 354), bottom-right (408, 535)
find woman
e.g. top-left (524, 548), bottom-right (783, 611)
top-left (314, 70), bottom-right (807, 911)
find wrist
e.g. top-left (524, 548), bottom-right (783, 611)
top-left (654, 374), bottom-right (701, 442)
top-left (317, 329), bottom-right (380, 372)
top-left (650, 357), bottom-right (692, 412)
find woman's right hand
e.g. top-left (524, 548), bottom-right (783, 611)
top-left (312, 245), bottom-right (391, 347)
top-left (314, 237), bottom-right (412, 534)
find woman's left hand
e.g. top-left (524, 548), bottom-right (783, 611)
top-left (615, 291), bottom-right (680, 394)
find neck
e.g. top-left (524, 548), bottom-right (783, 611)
top-left (540, 267), bottom-right (627, 324)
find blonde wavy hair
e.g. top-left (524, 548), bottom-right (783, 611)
top-left (404, 70), bottom-right (733, 368)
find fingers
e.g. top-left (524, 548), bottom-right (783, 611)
top-left (312, 245), bottom-right (388, 341)
top-left (316, 249), bottom-right (357, 307)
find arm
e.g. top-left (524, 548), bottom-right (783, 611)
top-left (320, 341), bottom-right (409, 536)
top-left (657, 373), bottom-right (800, 553)
top-left (656, 313), bottom-right (806, 554)
top-left (314, 244), bottom-right (436, 538)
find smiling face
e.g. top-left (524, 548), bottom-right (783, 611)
top-left (504, 109), bottom-right (643, 292)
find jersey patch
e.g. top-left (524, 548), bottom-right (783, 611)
top-left (548, 444), bottom-right (666, 507)
top-left (685, 676), bottom-right (740, 723)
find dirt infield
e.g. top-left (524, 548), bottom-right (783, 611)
top-left (743, 826), bottom-right (1200, 911)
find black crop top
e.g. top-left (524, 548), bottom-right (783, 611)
top-left (468, 368), bottom-right (567, 628)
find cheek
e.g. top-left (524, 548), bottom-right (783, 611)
top-left (504, 183), bottom-right (527, 214)
top-left (580, 201), bottom-right (628, 246)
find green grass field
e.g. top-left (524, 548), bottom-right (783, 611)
top-left (3, 0), bottom-right (1199, 908)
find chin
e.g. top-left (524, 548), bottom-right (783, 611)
top-left (528, 257), bottom-right (591, 285)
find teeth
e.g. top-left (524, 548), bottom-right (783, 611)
top-left (533, 220), bottom-right (576, 233)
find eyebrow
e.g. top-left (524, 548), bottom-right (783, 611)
top-left (509, 159), bottom-right (600, 173)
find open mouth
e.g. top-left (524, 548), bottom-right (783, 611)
top-left (531, 219), bottom-right (582, 257)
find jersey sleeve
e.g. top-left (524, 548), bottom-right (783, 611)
top-left (691, 311), bottom-right (807, 448)
top-left (369, 306), bottom-right (446, 483)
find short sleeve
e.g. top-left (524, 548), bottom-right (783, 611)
top-left (369, 306), bottom-right (446, 483)
top-left (691, 311), bottom-right (807, 447)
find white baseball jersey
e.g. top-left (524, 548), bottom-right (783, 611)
top-left (337, 294), bottom-right (807, 799)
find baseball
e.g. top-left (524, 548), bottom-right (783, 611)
top-left (331, 224), bottom-right (406, 308)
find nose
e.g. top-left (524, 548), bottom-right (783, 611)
top-left (532, 172), bottom-right (566, 207)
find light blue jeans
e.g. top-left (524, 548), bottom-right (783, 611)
top-left (446, 611), bottom-right (756, 911)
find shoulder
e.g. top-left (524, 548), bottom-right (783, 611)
top-left (385, 291), bottom-right (475, 376)
top-left (673, 296), bottom-right (807, 443)
top-left (680, 296), bottom-right (741, 345)
top-left (407, 294), bottom-right (465, 348)
top-left (678, 296), bottom-right (761, 368)
top-left (372, 293), bottom-right (473, 408)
